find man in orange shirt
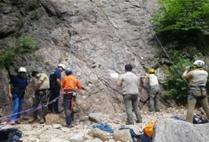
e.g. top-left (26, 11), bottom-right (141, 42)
top-left (62, 68), bottom-right (83, 127)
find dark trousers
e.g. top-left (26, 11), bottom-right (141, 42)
top-left (48, 89), bottom-right (60, 113)
top-left (33, 89), bottom-right (49, 121)
top-left (63, 93), bottom-right (74, 126)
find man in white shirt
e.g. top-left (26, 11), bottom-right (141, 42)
top-left (118, 64), bottom-right (142, 124)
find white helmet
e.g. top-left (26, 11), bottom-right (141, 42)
top-left (58, 64), bottom-right (66, 70)
top-left (193, 60), bottom-right (205, 68)
top-left (18, 67), bottom-right (27, 73)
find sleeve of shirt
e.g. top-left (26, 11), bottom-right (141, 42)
top-left (55, 71), bottom-right (61, 79)
top-left (119, 74), bottom-right (124, 81)
top-left (185, 72), bottom-right (193, 80)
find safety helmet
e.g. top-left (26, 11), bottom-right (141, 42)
top-left (193, 60), bottom-right (205, 68)
top-left (148, 68), bottom-right (155, 74)
top-left (58, 64), bottom-right (66, 70)
top-left (65, 68), bottom-right (72, 75)
top-left (18, 67), bottom-right (27, 73)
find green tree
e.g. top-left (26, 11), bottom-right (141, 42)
top-left (153, 0), bottom-right (209, 33)
top-left (162, 52), bottom-right (192, 104)
top-left (0, 35), bottom-right (38, 68)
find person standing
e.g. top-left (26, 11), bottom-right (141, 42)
top-left (147, 68), bottom-right (160, 112)
top-left (61, 68), bottom-right (83, 127)
top-left (8, 67), bottom-right (28, 124)
top-left (182, 60), bottom-right (209, 123)
top-left (30, 71), bottom-right (49, 124)
top-left (117, 64), bottom-right (142, 124)
top-left (49, 64), bottom-right (65, 113)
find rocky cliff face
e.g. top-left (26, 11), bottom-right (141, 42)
top-left (0, 0), bottom-right (160, 114)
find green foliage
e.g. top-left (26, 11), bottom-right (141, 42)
top-left (162, 52), bottom-right (192, 104)
top-left (0, 35), bottom-right (38, 68)
top-left (0, 50), bottom-right (15, 68)
top-left (152, 0), bottom-right (209, 33)
top-left (17, 35), bottom-right (38, 52)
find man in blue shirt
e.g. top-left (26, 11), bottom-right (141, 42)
top-left (48, 64), bottom-right (65, 113)
top-left (8, 67), bottom-right (28, 124)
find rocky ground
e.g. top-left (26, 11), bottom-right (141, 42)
top-left (1, 108), bottom-right (187, 142)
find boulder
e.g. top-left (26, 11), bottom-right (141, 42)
top-left (84, 138), bottom-right (103, 142)
top-left (88, 128), bottom-right (110, 141)
top-left (45, 113), bottom-right (64, 124)
top-left (113, 129), bottom-right (133, 142)
top-left (88, 113), bottom-right (104, 123)
top-left (49, 138), bottom-right (69, 142)
top-left (153, 118), bottom-right (209, 142)
top-left (70, 132), bottom-right (85, 142)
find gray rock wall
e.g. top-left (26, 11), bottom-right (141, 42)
top-left (0, 0), bottom-right (161, 114)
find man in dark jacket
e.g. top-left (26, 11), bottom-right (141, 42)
top-left (8, 67), bottom-right (28, 124)
top-left (48, 64), bottom-right (65, 113)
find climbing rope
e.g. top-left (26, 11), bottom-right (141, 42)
top-left (0, 96), bottom-right (61, 130)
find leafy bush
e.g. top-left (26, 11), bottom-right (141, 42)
top-left (0, 35), bottom-right (38, 68)
top-left (162, 52), bottom-right (192, 104)
top-left (0, 50), bottom-right (15, 68)
top-left (17, 35), bottom-right (38, 52)
top-left (152, 0), bottom-right (209, 33)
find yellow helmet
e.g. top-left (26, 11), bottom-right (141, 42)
top-left (148, 68), bottom-right (155, 74)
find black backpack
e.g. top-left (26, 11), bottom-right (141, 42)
top-left (49, 72), bottom-right (59, 90)
top-left (193, 114), bottom-right (209, 124)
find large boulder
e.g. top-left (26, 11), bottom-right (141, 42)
top-left (113, 129), bottom-right (133, 142)
top-left (154, 118), bottom-right (209, 142)
top-left (88, 128), bottom-right (110, 141)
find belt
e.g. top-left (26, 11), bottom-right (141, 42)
top-left (64, 89), bottom-right (76, 92)
top-left (190, 85), bottom-right (205, 88)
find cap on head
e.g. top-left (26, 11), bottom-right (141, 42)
top-left (193, 60), bottom-right (205, 68)
top-left (58, 64), bottom-right (66, 70)
top-left (148, 68), bottom-right (155, 74)
top-left (18, 67), bottom-right (27, 73)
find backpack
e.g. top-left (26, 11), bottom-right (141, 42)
top-left (193, 113), bottom-right (209, 124)
top-left (143, 121), bottom-right (156, 137)
top-left (49, 72), bottom-right (59, 90)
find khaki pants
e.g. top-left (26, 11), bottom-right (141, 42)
top-left (123, 94), bottom-right (142, 124)
top-left (149, 85), bottom-right (160, 112)
top-left (186, 95), bottom-right (209, 123)
top-left (33, 89), bottom-right (49, 122)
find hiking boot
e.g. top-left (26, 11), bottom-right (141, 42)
top-left (9, 121), bottom-right (16, 125)
top-left (15, 120), bottom-right (21, 124)
top-left (64, 124), bottom-right (74, 128)
top-left (126, 121), bottom-right (134, 125)
top-left (136, 120), bottom-right (142, 123)
top-left (155, 109), bottom-right (160, 112)
top-left (29, 118), bottom-right (38, 123)
top-left (39, 119), bottom-right (46, 124)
